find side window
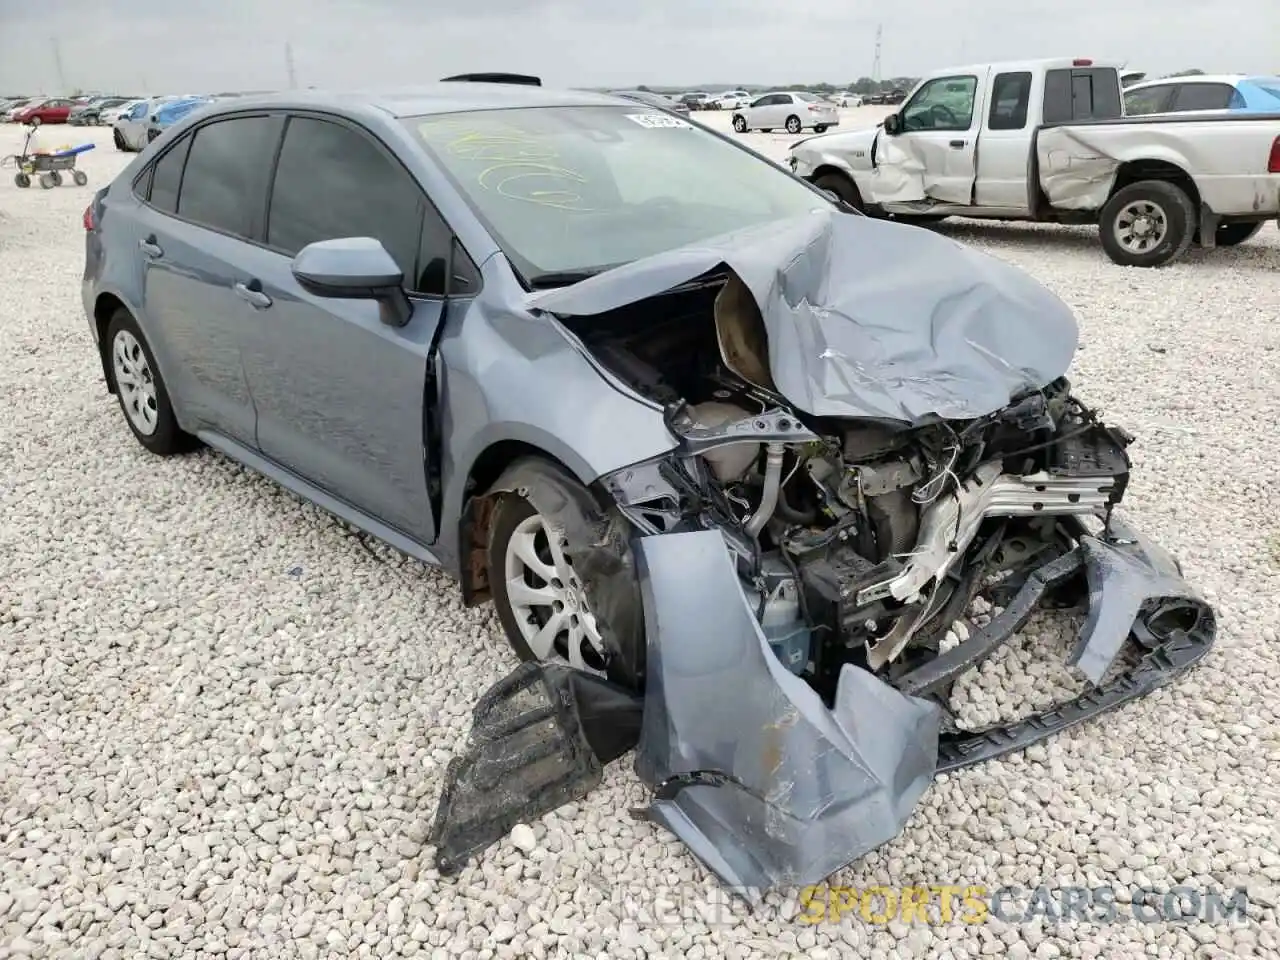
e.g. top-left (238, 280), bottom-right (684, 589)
top-left (988, 72), bottom-right (1032, 129)
top-left (129, 102), bottom-right (148, 120)
top-left (1124, 85), bottom-right (1173, 116)
top-left (267, 116), bottom-right (442, 293)
top-left (147, 134), bottom-right (191, 213)
top-left (177, 116), bottom-right (276, 238)
top-left (902, 76), bottom-right (977, 131)
top-left (1172, 83), bottom-right (1236, 112)
top-left (749, 95), bottom-right (771, 108)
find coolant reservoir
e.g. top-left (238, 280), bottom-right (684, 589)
top-left (687, 402), bottom-right (760, 482)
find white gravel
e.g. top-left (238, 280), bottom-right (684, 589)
top-left (3, 119), bottom-right (1280, 960)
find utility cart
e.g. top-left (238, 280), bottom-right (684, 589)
top-left (4, 124), bottom-right (95, 189)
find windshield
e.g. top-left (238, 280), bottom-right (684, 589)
top-left (408, 106), bottom-right (828, 284)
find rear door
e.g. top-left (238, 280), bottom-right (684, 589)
top-left (239, 113), bottom-right (478, 543)
top-left (133, 113), bottom-right (281, 445)
top-left (974, 70), bottom-right (1035, 210)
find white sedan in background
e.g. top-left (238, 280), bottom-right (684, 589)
top-left (835, 92), bottom-right (864, 107)
top-left (731, 91), bottom-right (840, 134)
top-left (100, 99), bottom-right (143, 126)
top-left (709, 90), bottom-right (751, 110)
top-left (113, 96), bottom-right (182, 151)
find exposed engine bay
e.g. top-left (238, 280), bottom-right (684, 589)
top-left (569, 273), bottom-right (1135, 707)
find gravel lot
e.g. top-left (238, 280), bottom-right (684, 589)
top-left (2, 116), bottom-right (1280, 960)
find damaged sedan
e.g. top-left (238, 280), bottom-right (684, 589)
top-left (82, 80), bottom-right (1216, 898)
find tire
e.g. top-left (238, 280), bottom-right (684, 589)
top-left (13, 172), bottom-right (29, 188)
top-left (1099, 180), bottom-right (1195, 267)
top-left (487, 459), bottom-right (645, 689)
top-left (38, 173), bottom-right (54, 189)
top-left (814, 124), bottom-right (828, 133)
top-left (732, 114), bottom-right (747, 132)
top-left (72, 170), bottom-right (87, 186)
top-left (104, 310), bottom-right (195, 456)
top-left (785, 115), bottom-right (802, 134)
top-left (813, 171), bottom-right (865, 211)
top-left (49, 170), bottom-right (62, 187)
top-left (761, 128), bottom-right (773, 133)
top-left (1212, 221), bottom-right (1264, 247)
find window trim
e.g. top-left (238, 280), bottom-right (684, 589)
top-left (901, 74), bottom-right (980, 132)
top-left (260, 109), bottom-right (481, 300)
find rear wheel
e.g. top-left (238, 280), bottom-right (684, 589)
top-left (785, 115), bottom-right (802, 134)
top-left (105, 310), bottom-right (196, 455)
top-left (72, 170), bottom-right (87, 186)
top-left (814, 124), bottom-right (828, 133)
top-left (38, 173), bottom-right (54, 189)
top-left (13, 172), bottom-right (30, 188)
top-left (1099, 180), bottom-right (1195, 268)
top-left (49, 170), bottom-right (62, 187)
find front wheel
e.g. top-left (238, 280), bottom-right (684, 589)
top-left (113, 129), bottom-right (127, 151)
top-left (487, 460), bottom-right (645, 689)
top-left (785, 115), bottom-right (802, 134)
top-left (814, 124), bottom-right (828, 133)
top-left (13, 172), bottom-right (30, 188)
top-left (813, 171), bottom-right (865, 211)
top-left (1099, 180), bottom-right (1195, 267)
top-left (732, 114), bottom-right (747, 132)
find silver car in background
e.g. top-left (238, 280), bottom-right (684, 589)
top-left (113, 97), bottom-right (182, 151)
top-left (732, 91), bottom-right (840, 133)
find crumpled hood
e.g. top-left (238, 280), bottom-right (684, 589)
top-left (528, 209), bottom-right (1080, 424)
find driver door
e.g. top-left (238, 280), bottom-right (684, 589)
top-left (873, 71), bottom-right (989, 205)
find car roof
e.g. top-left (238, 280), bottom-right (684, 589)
top-left (1126, 74), bottom-right (1246, 90)
top-left (195, 83), bottom-right (636, 119)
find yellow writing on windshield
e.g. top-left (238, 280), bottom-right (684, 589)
top-left (418, 118), bottom-right (597, 211)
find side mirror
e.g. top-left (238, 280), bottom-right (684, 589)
top-left (882, 113), bottom-right (900, 135)
top-left (291, 237), bottom-right (413, 327)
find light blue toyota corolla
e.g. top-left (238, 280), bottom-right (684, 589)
top-left (81, 77), bottom-right (1215, 895)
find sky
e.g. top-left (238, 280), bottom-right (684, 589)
top-left (1, 0), bottom-right (1276, 95)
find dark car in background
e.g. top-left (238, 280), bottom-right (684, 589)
top-left (70, 97), bottom-right (134, 126)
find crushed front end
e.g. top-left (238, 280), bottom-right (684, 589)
top-left (429, 212), bottom-right (1217, 894)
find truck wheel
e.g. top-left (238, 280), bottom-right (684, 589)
top-left (1099, 180), bottom-right (1195, 267)
top-left (785, 115), bottom-right (802, 134)
top-left (813, 172), bottom-right (865, 212)
top-left (1212, 221), bottom-right (1264, 247)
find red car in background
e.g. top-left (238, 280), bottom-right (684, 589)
top-left (13, 98), bottom-right (75, 124)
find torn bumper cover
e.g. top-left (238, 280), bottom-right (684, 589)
top-left (430, 523), bottom-right (1214, 894)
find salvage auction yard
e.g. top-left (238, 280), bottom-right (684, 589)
top-left (2, 109), bottom-right (1280, 960)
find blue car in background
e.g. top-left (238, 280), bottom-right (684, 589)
top-left (1124, 74), bottom-right (1280, 115)
top-left (145, 96), bottom-right (212, 144)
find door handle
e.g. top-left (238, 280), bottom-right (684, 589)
top-left (233, 280), bottom-right (273, 309)
top-left (138, 236), bottom-right (162, 258)
top-left (949, 139), bottom-right (967, 149)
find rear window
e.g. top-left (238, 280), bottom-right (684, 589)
top-left (1043, 68), bottom-right (1122, 124)
top-left (177, 115), bottom-right (277, 239)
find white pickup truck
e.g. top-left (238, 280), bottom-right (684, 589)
top-left (788, 58), bottom-right (1280, 266)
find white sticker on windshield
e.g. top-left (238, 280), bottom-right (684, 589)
top-left (624, 113), bottom-right (693, 129)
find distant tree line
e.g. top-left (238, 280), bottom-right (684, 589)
top-left (639, 77), bottom-right (922, 96)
